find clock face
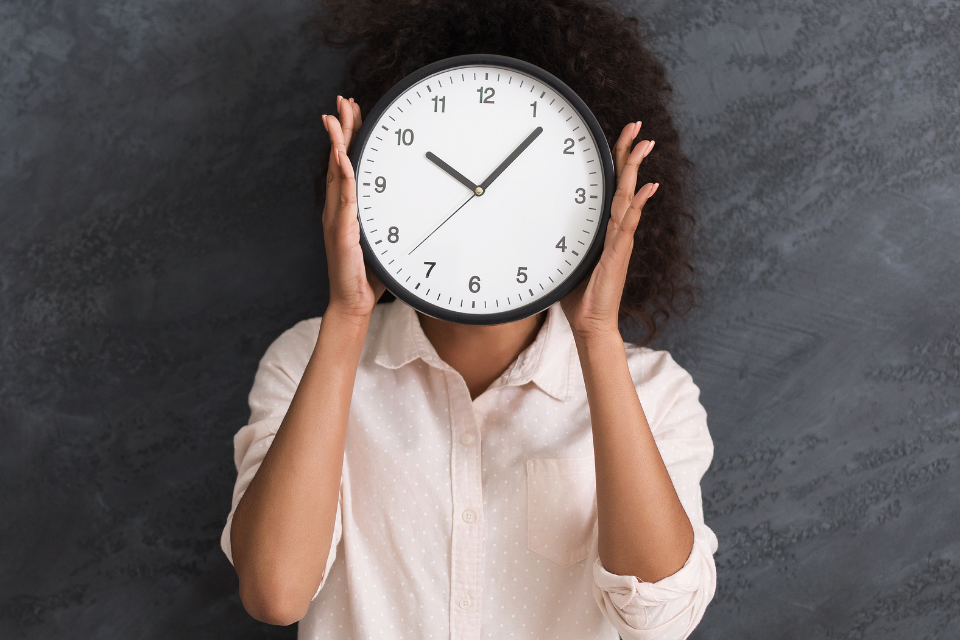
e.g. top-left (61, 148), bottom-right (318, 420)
top-left (350, 55), bottom-right (614, 324)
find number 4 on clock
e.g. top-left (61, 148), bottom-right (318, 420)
top-left (555, 236), bottom-right (567, 252)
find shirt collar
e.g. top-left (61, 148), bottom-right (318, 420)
top-left (373, 300), bottom-right (575, 401)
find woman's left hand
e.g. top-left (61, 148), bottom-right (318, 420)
top-left (560, 121), bottom-right (657, 341)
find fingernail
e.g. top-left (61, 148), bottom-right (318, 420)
top-left (321, 114), bottom-right (328, 130)
top-left (335, 149), bottom-right (340, 164)
top-left (646, 140), bottom-right (655, 155)
top-left (337, 95), bottom-right (342, 108)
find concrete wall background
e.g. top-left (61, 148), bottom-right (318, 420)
top-left (1, 0), bottom-right (957, 638)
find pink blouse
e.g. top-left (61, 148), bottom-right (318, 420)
top-left (222, 300), bottom-right (718, 639)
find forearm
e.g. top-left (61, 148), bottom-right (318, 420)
top-left (230, 308), bottom-right (369, 623)
top-left (575, 331), bottom-right (694, 583)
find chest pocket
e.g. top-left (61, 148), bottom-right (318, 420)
top-left (526, 457), bottom-right (597, 567)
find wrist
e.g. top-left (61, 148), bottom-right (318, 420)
top-left (321, 304), bottom-right (374, 343)
top-left (572, 327), bottom-right (624, 352)
top-left (573, 329), bottom-right (626, 370)
top-left (323, 302), bottom-right (374, 330)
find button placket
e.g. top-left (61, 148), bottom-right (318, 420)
top-left (446, 372), bottom-right (484, 640)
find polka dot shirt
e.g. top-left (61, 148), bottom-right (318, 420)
top-left (221, 300), bottom-right (718, 639)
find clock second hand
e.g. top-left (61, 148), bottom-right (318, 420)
top-left (407, 192), bottom-right (477, 255)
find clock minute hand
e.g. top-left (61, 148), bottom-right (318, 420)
top-left (478, 126), bottom-right (544, 192)
top-left (425, 152), bottom-right (481, 195)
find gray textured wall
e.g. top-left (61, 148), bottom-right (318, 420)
top-left (1, 1), bottom-right (957, 639)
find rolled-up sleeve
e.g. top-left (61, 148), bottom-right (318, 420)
top-left (219, 318), bottom-right (341, 600)
top-left (591, 348), bottom-right (718, 640)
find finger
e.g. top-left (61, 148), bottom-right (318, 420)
top-left (613, 121), bottom-right (641, 182)
top-left (322, 115), bottom-right (343, 224)
top-left (338, 95), bottom-right (357, 152)
top-left (347, 98), bottom-right (363, 153)
top-left (611, 138), bottom-right (655, 223)
top-left (365, 265), bottom-right (386, 300)
top-left (350, 98), bottom-right (362, 129)
top-left (335, 148), bottom-right (358, 215)
top-left (610, 182), bottom-right (658, 261)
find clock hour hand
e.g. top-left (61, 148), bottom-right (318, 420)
top-left (425, 152), bottom-right (482, 195)
top-left (478, 126), bottom-right (543, 192)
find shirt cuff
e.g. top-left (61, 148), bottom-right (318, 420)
top-left (312, 497), bottom-right (343, 600)
top-left (592, 525), bottom-right (718, 639)
top-left (220, 490), bottom-right (245, 567)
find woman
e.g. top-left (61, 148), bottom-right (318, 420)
top-left (222, 1), bottom-right (717, 638)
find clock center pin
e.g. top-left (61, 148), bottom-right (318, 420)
top-left (475, 187), bottom-right (484, 195)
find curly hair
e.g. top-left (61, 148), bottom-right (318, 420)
top-left (311, 0), bottom-right (696, 345)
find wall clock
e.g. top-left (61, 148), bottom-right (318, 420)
top-left (349, 54), bottom-right (615, 325)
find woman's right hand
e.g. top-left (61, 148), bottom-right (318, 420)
top-left (321, 96), bottom-right (386, 322)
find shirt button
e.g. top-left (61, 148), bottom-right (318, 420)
top-left (460, 433), bottom-right (475, 445)
top-left (462, 509), bottom-right (476, 523)
top-left (458, 597), bottom-right (471, 609)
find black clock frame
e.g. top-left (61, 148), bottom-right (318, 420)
top-left (348, 54), bottom-right (616, 325)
